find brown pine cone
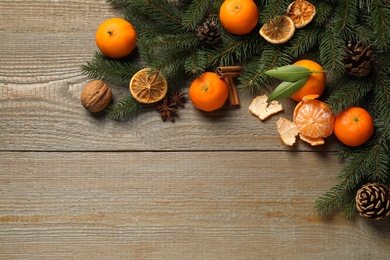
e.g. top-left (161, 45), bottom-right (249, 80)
top-left (356, 183), bottom-right (390, 220)
top-left (343, 41), bottom-right (374, 78)
top-left (196, 17), bottom-right (222, 45)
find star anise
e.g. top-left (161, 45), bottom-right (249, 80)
top-left (156, 96), bottom-right (177, 122)
top-left (169, 91), bottom-right (187, 108)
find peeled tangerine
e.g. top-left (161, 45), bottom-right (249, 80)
top-left (277, 95), bottom-right (334, 146)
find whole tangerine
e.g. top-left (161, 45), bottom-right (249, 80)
top-left (334, 107), bottom-right (374, 147)
top-left (95, 18), bottom-right (137, 59)
top-left (290, 59), bottom-right (326, 102)
top-left (189, 72), bottom-right (229, 112)
top-left (219, 0), bottom-right (259, 35)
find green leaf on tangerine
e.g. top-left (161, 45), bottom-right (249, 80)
top-left (267, 77), bottom-right (309, 102)
top-left (265, 65), bottom-right (313, 82)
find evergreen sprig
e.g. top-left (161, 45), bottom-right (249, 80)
top-left (81, 52), bottom-right (142, 86)
top-left (182, 0), bottom-right (212, 30)
top-left (81, 0), bottom-right (390, 219)
top-left (107, 94), bottom-right (143, 120)
top-left (326, 76), bottom-right (374, 114)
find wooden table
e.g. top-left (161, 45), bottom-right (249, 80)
top-left (1, 1), bottom-right (390, 259)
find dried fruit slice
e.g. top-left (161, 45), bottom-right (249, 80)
top-left (249, 95), bottom-right (284, 121)
top-left (276, 117), bottom-right (299, 146)
top-left (259, 15), bottom-right (295, 44)
top-left (286, 0), bottom-right (316, 29)
top-left (130, 68), bottom-right (168, 104)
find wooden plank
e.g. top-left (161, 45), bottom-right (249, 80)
top-left (1, 151), bottom-right (390, 259)
top-left (1, 82), bottom-right (337, 151)
top-left (0, 0), bottom-right (117, 82)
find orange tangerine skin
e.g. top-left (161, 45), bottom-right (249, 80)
top-left (290, 59), bottom-right (326, 102)
top-left (334, 107), bottom-right (374, 147)
top-left (219, 0), bottom-right (259, 35)
top-left (189, 72), bottom-right (229, 112)
top-left (96, 18), bottom-right (137, 59)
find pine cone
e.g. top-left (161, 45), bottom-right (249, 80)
top-left (356, 183), bottom-right (390, 220)
top-left (343, 41), bottom-right (374, 78)
top-left (196, 17), bottom-right (222, 45)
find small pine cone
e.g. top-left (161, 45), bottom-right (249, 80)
top-left (356, 183), bottom-right (390, 220)
top-left (343, 41), bottom-right (374, 78)
top-left (196, 17), bottom-right (222, 45)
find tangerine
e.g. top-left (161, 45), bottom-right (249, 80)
top-left (334, 107), bottom-right (374, 147)
top-left (293, 95), bottom-right (334, 145)
top-left (189, 72), bottom-right (229, 112)
top-left (96, 18), bottom-right (137, 59)
top-left (290, 59), bottom-right (326, 102)
top-left (219, 0), bottom-right (259, 35)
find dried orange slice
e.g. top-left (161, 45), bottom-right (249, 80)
top-left (293, 95), bottom-right (334, 145)
top-left (259, 15), bottom-right (295, 44)
top-left (129, 68), bottom-right (168, 104)
top-left (286, 0), bottom-right (316, 29)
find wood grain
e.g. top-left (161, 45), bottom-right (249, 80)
top-left (1, 151), bottom-right (389, 259)
top-left (1, 0), bottom-right (390, 259)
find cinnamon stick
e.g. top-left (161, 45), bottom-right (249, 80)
top-left (225, 77), bottom-right (240, 108)
top-left (217, 71), bottom-right (242, 78)
top-left (216, 66), bottom-right (243, 78)
top-left (216, 66), bottom-right (243, 108)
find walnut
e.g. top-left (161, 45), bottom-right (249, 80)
top-left (80, 80), bottom-right (112, 113)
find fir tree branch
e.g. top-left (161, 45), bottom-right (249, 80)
top-left (124, 13), bottom-right (170, 40)
top-left (120, 0), bottom-right (183, 31)
top-left (338, 151), bottom-right (367, 192)
top-left (142, 33), bottom-right (200, 53)
top-left (315, 184), bottom-right (351, 217)
top-left (184, 50), bottom-right (208, 77)
top-left (333, 0), bottom-right (358, 39)
top-left (370, 0), bottom-right (390, 50)
top-left (107, 94), bottom-right (144, 120)
top-left (358, 0), bottom-right (373, 12)
top-left (137, 33), bottom-right (202, 77)
top-left (326, 76), bottom-right (374, 114)
top-left (260, 0), bottom-right (289, 23)
top-left (238, 46), bottom-right (293, 93)
top-left (348, 23), bottom-right (374, 45)
top-left (319, 28), bottom-right (346, 79)
top-left (313, 2), bottom-right (334, 26)
top-left (340, 193), bottom-right (358, 219)
top-left (206, 34), bottom-right (262, 67)
top-left (374, 64), bottom-right (390, 135)
top-left (287, 27), bottom-right (321, 58)
top-left (150, 49), bottom-right (197, 79)
top-left (238, 56), bottom-right (271, 94)
top-left (182, 0), bottom-right (211, 30)
top-left (81, 52), bottom-right (142, 86)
